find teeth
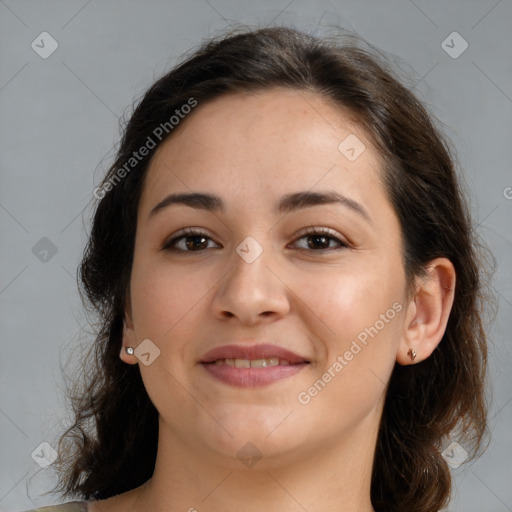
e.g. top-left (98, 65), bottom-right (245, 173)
top-left (213, 358), bottom-right (290, 367)
top-left (250, 358), bottom-right (280, 368)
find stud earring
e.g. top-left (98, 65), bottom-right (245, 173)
top-left (125, 346), bottom-right (134, 355)
top-left (407, 347), bottom-right (417, 361)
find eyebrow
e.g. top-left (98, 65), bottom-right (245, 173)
top-left (149, 190), bottom-right (372, 224)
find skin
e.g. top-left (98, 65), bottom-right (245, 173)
top-left (90, 88), bottom-right (455, 512)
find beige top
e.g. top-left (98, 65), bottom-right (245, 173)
top-left (20, 501), bottom-right (88, 512)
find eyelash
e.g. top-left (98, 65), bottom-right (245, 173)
top-left (161, 226), bottom-right (349, 254)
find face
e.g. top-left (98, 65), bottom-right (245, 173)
top-left (124, 88), bottom-right (409, 466)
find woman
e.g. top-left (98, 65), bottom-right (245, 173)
top-left (23, 25), bottom-right (490, 512)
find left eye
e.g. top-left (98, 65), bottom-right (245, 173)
top-left (162, 227), bottom-right (348, 253)
top-left (291, 228), bottom-right (348, 251)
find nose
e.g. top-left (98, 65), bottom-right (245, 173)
top-left (211, 241), bottom-right (291, 325)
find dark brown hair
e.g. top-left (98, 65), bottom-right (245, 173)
top-left (51, 26), bottom-right (492, 512)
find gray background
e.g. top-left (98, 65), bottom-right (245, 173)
top-left (1, 1), bottom-right (511, 511)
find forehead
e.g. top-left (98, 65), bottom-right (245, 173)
top-left (140, 88), bottom-right (386, 214)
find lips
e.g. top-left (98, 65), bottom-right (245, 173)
top-left (199, 343), bottom-right (310, 388)
top-left (200, 343), bottom-right (309, 365)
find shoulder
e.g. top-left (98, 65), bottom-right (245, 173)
top-left (19, 501), bottom-right (89, 512)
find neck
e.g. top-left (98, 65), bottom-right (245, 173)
top-left (130, 416), bottom-right (378, 512)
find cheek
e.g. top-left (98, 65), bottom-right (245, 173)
top-left (304, 265), bottom-right (401, 343)
top-left (297, 280), bottom-right (402, 431)
top-left (129, 257), bottom-right (212, 340)
top-left (301, 262), bottom-right (403, 397)
top-left (129, 260), bottom-right (212, 403)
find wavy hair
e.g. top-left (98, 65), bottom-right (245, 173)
top-left (51, 26), bottom-right (492, 512)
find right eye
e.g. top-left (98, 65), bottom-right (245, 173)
top-left (161, 228), bottom-right (221, 254)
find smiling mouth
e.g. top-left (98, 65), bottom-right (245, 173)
top-left (200, 358), bottom-right (310, 387)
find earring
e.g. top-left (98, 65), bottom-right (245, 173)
top-left (407, 347), bottom-right (417, 361)
top-left (125, 346), bottom-right (134, 355)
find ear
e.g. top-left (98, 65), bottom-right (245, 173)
top-left (120, 292), bottom-right (138, 365)
top-left (397, 257), bottom-right (456, 365)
